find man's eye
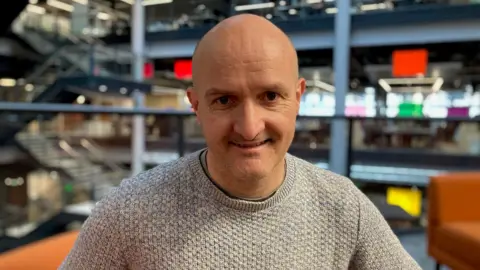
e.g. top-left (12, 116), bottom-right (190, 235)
top-left (216, 96), bottom-right (230, 105)
top-left (265, 91), bottom-right (278, 101)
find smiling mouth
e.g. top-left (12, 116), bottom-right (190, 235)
top-left (230, 139), bottom-right (272, 148)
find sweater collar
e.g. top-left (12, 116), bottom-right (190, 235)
top-left (188, 149), bottom-right (297, 212)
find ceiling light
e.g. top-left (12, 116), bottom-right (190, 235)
top-left (152, 86), bottom-right (184, 95)
top-left (306, 0), bottom-right (322, 3)
top-left (25, 84), bottom-right (34, 92)
top-left (235, 2), bottom-right (275, 11)
top-left (325, 7), bottom-right (337, 14)
top-left (431, 78), bottom-right (444, 92)
top-left (315, 80), bottom-right (335, 92)
top-left (76, 95), bottom-right (86, 104)
top-left (306, 80), bottom-right (335, 92)
top-left (143, 0), bottom-right (173, 6)
top-left (29, 0), bottom-right (38, 4)
top-left (360, 3), bottom-right (387, 11)
top-left (378, 79), bottom-right (391, 92)
top-left (0, 78), bottom-right (16, 87)
top-left (47, 0), bottom-right (74, 12)
top-left (380, 77), bottom-right (439, 85)
top-left (97, 12), bottom-right (110, 20)
top-left (26, 4), bottom-right (45, 14)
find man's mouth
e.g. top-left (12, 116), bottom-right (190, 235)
top-left (230, 139), bottom-right (272, 148)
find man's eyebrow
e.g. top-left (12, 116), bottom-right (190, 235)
top-left (262, 83), bottom-right (291, 96)
top-left (204, 87), bottom-right (233, 98)
top-left (204, 83), bottom-right (288, 98)
top-left (263, 83), bottom-right (285, 92)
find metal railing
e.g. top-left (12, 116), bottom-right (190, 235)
top-left (140, 0), bottom-right (480, 34)
top-left (1, 103), bottom-right (478, 179)
top-left (15, 0), bottom-right (480, 41)
top-left (78, 138), bottom-right (126, 175)
top-left (0, 103), bottom-right (478, 238)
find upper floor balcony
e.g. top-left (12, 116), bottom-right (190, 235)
top-left (15, 0), bottom-right (480, 58)
top-left (107, 0), bottom-right (480, 57)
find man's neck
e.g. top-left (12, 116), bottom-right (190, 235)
top-left (205, 150), bottom-right (286, 200)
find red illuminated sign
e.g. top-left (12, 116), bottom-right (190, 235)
top-left (143, 62), bottom-right (154, 79)
top-left (174, 60), bottom-right (192, 79)
top-left (392, 49), bottom-right (428, 77)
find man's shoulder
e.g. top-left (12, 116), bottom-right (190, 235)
top-left (102, 152), bottom-right (200, 209)
top-left (290, 155), bottom-right (363, 207)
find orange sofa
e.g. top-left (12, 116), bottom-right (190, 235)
top-left (428, 172), bottom-right (480, 270)
top-left (0, 231), bottom-right (78, 270)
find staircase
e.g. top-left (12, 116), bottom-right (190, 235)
top-left (12, 12), bottom-right (131, 79)
top-left (18, 30), bottom-right (113, 77)
top-left (0, 9), bottom-right (149, 148)
top-left (0, 75), bottom-right (151, 146)
top-left (0, 78), bottom-right (77, 145)
top-left (15, 133), bottom-right (127, 200)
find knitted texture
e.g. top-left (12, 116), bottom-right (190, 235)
top-left (60, 151), bottom-right (421, 269)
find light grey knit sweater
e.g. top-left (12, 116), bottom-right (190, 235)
top-left (60, 151), bottom-right (421, 269)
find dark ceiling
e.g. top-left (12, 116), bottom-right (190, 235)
top-left (4, 1), bottom-right (480, 93)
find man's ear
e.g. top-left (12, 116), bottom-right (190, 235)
top-left (186, 87), bottom-right (199, 113)
top-left (296, 78), bottom-right (306, 105)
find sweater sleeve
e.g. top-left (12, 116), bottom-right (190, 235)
top-left (59, 186), bottom-right (128, 270)
top-left (348, 191), bottom-right (422, 270)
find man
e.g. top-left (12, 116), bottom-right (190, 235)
top-left (61, 14), bottom-right (421, 269)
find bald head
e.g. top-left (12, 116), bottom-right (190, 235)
top-left (192, 14), bottom-right (298, 87)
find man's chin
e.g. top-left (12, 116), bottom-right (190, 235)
top-left (233, 168), bottom-right (268, 182)
top-left (232, 160), bottom-right (270, 179)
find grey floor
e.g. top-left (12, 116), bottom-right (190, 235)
top-left (399, 232), bottom-right (450, 270)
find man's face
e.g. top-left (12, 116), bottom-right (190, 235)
top-left (188, 43), bottom-right (305, 180)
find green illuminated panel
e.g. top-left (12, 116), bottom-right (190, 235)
top-left (398, 103), bottom-right (423, 117)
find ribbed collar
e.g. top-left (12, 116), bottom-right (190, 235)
top-left (188, 150), bottom-right (297, 212)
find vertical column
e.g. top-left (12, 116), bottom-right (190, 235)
top-left (131, 0), bottom-right (146, 176)
top-left (71, 2), bottom-right (89, 36)
top-left (328, 0), bottom-right (352, 176)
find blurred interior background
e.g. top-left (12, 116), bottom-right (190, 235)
top-left (0, 0), bottom-right (479, 269)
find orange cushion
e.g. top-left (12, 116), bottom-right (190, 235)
top-left (0, 231), bottom-right (79, 270)
top-left (435, 222), bottom-right (480, 267)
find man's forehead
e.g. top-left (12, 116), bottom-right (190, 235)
top-left (193, 51), bottom-right (297, 95)
top-left (202, 39), bottom-right (282, 64)
top-left (193, 24), bottom-right (293, 67)
top-left (192, 15), bottom-right (298, 90)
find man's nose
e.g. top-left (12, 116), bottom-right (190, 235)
top-left (233, 101), bottom-right (265, 141)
